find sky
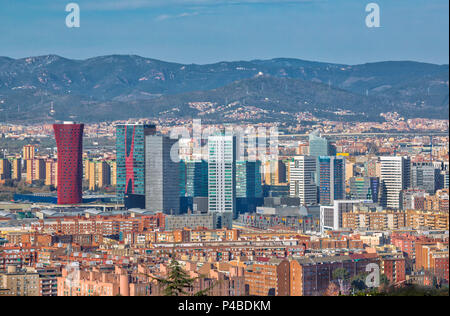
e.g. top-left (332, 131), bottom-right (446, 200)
top-left (0, 0), bottom-right (448, 65)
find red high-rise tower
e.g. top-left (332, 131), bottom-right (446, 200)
top-left (53, 122), bottom-right (84, 204)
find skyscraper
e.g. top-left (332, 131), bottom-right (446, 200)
top-left (263, 160), bottom-right (287, 185)
top-left (380, 156), bottom-right (411, 209)
top-left (236, 160), bottom-right (263, 215)
top-left (180, 160), bottom-right (208, 198)
top-left (53, 122), bottom-right (84, 205)
top-left (208, 135), bottom-right (236, 216)
top-left (411, 162), bottom-right (439, 194)
top-left (317, 156), bottom-right (346, 205)
top-left (116, 124), bottom-right (156, 204)
top-left (236, 160), bottom-right (263, 199)
top-left (308, 131), bottom-right (336, 157)
top-left (349, 176), bottom-right (380, 203)
top-left (145, 135), bottom-right (180, 215)
top-left (289, 156), bottom-right (317, 205)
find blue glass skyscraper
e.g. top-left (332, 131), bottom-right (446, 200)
top-left (309, 131), bottom-right (336, 157)
top-left (180, 160), bottom-right (209, 198)
top-left (317, 156), bottom-right (345, 205)
top-left (236, 160), bottom-right (263, 198)
top-left (116, 124), bottom-right (155, 203)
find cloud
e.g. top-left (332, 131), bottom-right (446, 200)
top-left (155, 14), bottom-right (171, 21)
top-left (155, 11), bottom-right (200, 22)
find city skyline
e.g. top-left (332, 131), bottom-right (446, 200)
top-left (1, 117), bottom-right (449, 297)
top-left (0, 0), bottom-right (448, 299)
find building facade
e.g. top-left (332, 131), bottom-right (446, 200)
top-left (236, 160), bottom-right (263, 199)
top-left (289, 156), bottom-right (317, 205)
top-left (308, 131), bottom-right (335, 157)
top-left (0, 159), bottom-right (11, 184)
top-left (145, 135), bottom-right (180, 214)
top-left (208, 135), bottom-right (237, 216)
top-left (53, 122), bottom-right (84, 204)
top-left (380, 156), bottom-right (411, 209)
top-left (180, 160), bottom-right (208, 198)
top-left (116, 124), bottom-right (156, 203)
top-left (317, 156), bottom-right (345, 206)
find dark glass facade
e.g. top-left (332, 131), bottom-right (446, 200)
top-left (180, 160), bottom-right (209, 198)
top-left (318, 156), bottom-right (345, 205)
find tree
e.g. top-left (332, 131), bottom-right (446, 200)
top-left (154, 258), bottom-right (217, 296)
top-left (324, 282), bottom-right (340, 296)
top-left (380, 274), bottom-right (390, 287)
top-left (350, 273), bottom-right (368, 292)
top-left (432, 276), bottom-right (439, 289)
top-left (333, 268), bottom-right (350, 295)
top-left (155, 258), bottom-right (195, 296)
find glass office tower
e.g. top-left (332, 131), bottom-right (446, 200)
top-left (309, 131), bottom-right (336, 157)
top-left (180, 160), bottom-right (209, 198)
top-left (236, 160), bottom-right (263, 198)
top-left (116, 124), bottom-right (155, 204)
top-left (317, 156), bottom-right (345, 206)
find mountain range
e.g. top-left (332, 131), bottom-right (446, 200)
top-left (0, 55), bottom-right (448, 123)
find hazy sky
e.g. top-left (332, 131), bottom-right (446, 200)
top-left (0, 0), bottom-right (448, 65)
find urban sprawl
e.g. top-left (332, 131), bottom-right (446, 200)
top-left (0, 115), bottom-right (449, 296)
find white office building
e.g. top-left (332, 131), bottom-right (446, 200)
top-left (380, 156), bottom-right (411, 209)
top-left (289, 156), bottom-right (317, 205)
top-left (208, 135), bottom-right (236, 216)
top-left (320, 200), bottom-right (377, 233)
